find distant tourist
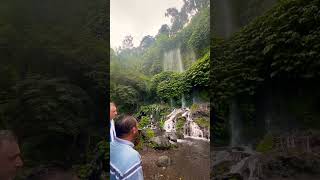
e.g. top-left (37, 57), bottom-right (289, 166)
top-left (0, 130), bottom-right (23, 180)
top-left (110, 116), bottom-right (143, 180)
top-left (110, 102), bottom-right (118, 142)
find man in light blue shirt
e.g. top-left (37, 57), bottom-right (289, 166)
top-left (110, 102), bottom-right (118, 142)
top-left (110, 116), bottom-right (143, 180)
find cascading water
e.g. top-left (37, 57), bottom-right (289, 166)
top-left (217, 0), bottom-right (243, 147)
top-left (181, 94), bottom-right (186, 108)
top-left (190, 50), bottom-right (196, 63)
top-left (163, 109), bottom-right (183, 132)
top-left (214, 0), bottom-right (236, 38)
top-left (230, 99), bottom-right (242, 146)
top-left (163, 48), bottom-right (186, 108)
top-left (220, 0), bottom-right (235, 37)
top-left (170, 98), bottom-right (174, 107)
top-left (163, 48), bottom-right (184, 73)
top-left (163, 108), bottom-right (210, 141)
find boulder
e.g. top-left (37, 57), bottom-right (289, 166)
top-left (165, 132), bottom-right (178, 142)
top-left (176, 132), bottom-right (184, 139)
top-left (150, 136), bottom-right (171, 149)
top-left (156, 155), bottom-right (171, 167)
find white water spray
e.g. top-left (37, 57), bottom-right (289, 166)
top-left (163, 48), bottom-right (186, 108)
top-left (163, 108), bottom-right (210, 141)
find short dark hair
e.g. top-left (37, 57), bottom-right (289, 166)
top-left (110, 102), bottom-right (116, 107)
top-left (0, 130), bottom-right (17, 147)
top-left (114, 116), bottom-right (137, 138)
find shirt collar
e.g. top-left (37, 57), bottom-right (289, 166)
top-left (115, 137), bottom-right (134, 147)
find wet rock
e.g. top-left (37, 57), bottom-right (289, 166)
top-left (232, 146), bottom-right (245, 151)
top-left (176, 132), bottom-right (184, 139)
top-left (152, 128), bottom-right (163, 136)
top-left (150, 136), bottom-right (171, 149)
top-left (156, 155), bottom-right (171, 167)
top-left (229, 154), bottom-right (263, 180)
top-left (140, 129), bottom-right (148, 138)
top-left (213, 161), bottom-right (233, 177)
top-left (263, 152), bottom-right (320, 178)
top-left (169, 140), bottom-right (177, 145)
top-left (165, 132), bottom-right (178, 142)
top-left (212, 151), bottom-right (232, 166)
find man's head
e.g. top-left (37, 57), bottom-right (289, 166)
top-left (110, 102), bottom-right (118, 120)
top-left (115, 116), bottom-right (140, 144)
top-left (0, 130), bottom-right (23, 180)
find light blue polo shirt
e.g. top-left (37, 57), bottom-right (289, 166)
top-left (110, 119), bottom-right (117, 142)
top-left (110, 138), bottom-right (144, 180)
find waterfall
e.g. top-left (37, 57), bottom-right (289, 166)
top-left (163, 108), bottom-right (210, 141)
top-left (230, 99), bottom-right (242, 146)
top-left (170, 98), bottom-right (174, 107)
top-left (220, 0), bottom-right (235, 38)
top-left (190, 50), bottom-right (196, 63)
top-left (192, 89), bottom-right (200, 104)
top-left (163, 109), bottom-right (183, 132)
top-left (181, 94), bottom-right (186, 108)
top-left (214, 0), bottom-right (236, 38)
top-left (163, 48), bottom-right (186, 108)
top-left (163, 48), bottom-right (184, 73)
top-left (185, 121), bottom-right (204, 139)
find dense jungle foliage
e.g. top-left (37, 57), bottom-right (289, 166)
top-left (0, 0), bottom-right (211, 178)
top-left (212, 0), bottom-right (320, 146)
top-left (110, 0), bottom-right (210, 115)
top-left (0, 0), bottom-right (108, 179)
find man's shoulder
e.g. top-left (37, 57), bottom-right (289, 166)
top-left (110, 142), bottom-right (141, 173)
top-left (111, 141), bottom-right (140, 159)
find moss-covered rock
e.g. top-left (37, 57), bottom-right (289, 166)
top-left (195, 117), bottom-right (210, 129)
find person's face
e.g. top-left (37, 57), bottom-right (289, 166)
top-left (0, 140), bottom-right (23, 180)
top-left (110, 105), bottom-right (118, 120)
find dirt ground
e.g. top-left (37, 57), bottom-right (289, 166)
top-left (140, 138), bottom-right (210, 180)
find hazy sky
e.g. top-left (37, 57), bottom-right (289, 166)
top-left (110, 0), bottom-right (183, 49)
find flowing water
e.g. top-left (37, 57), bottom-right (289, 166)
top-left (163, 108), bottom-right (183, 132)
top-left (163, 48), bottom-right (186, 108)
top-left (163, 108), bottom-right (210, 141)
top-left (163, 48), bottom-right (184, 73)
top-left (230, 99), bottom-right (242, 146)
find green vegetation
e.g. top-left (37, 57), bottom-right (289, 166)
top-left (0, 0), bottom-right (211, 178)
top-left (256, 134), bottom-right (274, 153)
top-left (159, 120), bottom-right (165, 129)
top-left (145, 128), bottom-right (155, 140)
top-left (111, 1), bottom-right (210, 112)
top-left (212, 0), bottom-right (320, 146)
top-left (0, 0), bottom-right (108, 178)
top-left (185, 52), bottom-right (210, 88)
top-left (176, 117), bottom-right (186, 131)
top-left (190, 104), bottom-right (200, 112)
top-left (195, 117), bottom-right (210, 129)
top-left (138, 116), bottom-right (151, 129)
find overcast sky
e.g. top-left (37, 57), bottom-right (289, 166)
top-left (110, 0), bottom-right (183, 49)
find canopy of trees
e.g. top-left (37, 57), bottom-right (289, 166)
top-left (212, 0), bottom-right (320, 146)
top-left (111, 1), bottom-right (210, 114)
top-left (0, 0), bottom-right (108, 178)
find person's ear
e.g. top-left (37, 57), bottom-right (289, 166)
top-left (132, 126), bottom-right (138, 134)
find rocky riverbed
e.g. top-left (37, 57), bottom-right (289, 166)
top-left (211, 132), bottom-right (320, 180)
top-left (140, 138), bottom-right (210, 180)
